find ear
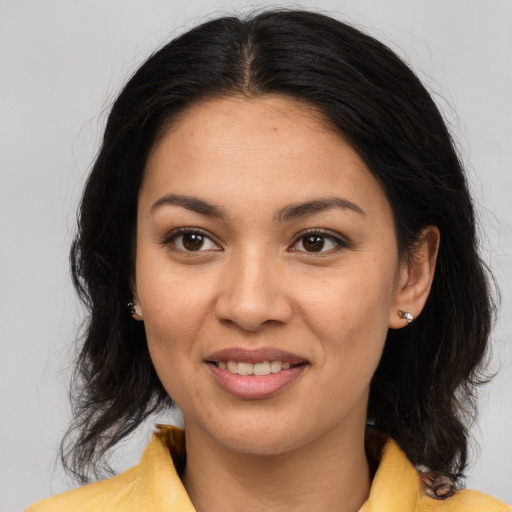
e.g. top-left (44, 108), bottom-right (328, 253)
top-left (389, 226), bottom-right (440, 329)
top-left (129, 279), bottom-right (144, 321)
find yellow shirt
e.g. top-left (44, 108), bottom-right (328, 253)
top-left (27, 425), bottom-right (510, 512)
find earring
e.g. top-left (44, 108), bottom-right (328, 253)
top-left (128, 301), bottom-right (142, 318)
top-left (398, 310), bottom-right (414, 323)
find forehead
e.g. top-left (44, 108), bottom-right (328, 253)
top-left (141, 95), bottom-right (391, 222)
top-left (151, 94), bottom-right (336, 164)
top-left (161, 93), bottom-right (332, 134)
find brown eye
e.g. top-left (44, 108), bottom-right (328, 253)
top-left (182, 233), bottom-right (205, 251)
top-left (290, 231), bottom-right (346, 253)
top-left (166, 230), bottom-right (219, 252)
top-left (302, 235), bottom-right (325, 252)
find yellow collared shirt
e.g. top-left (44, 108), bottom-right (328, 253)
top-left (27, 426), bottom-right (511, 512)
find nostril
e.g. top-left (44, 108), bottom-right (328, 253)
top-left (214, 288), bottom-right (293, 331)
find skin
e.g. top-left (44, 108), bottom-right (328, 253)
top-left (132, 95), bottom-right (439, 512)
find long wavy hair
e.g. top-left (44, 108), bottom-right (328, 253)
top-left (63, 9), bottom-right (495, 484)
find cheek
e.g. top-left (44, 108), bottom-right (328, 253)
top-left (140, 282), bottom-right (210, 407)
top-left (135, 260), bottom-right (217, 381)
top-left (298, 259), bottom-right (396, 369)
top-left (137, 250), bottom-right (214, 331)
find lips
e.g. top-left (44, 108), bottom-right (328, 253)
top-left (205, 348), bottom-right (308, 399)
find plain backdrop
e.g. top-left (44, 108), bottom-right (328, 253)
top-left (1, 1), bottom-right (511, 510)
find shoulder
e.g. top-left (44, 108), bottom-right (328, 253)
top-left (26, 427), bottom-right (195, 512)
top-left (362, 438), bottom-right (511, 512)
top-left (26, 466), bottom-right (140, 512)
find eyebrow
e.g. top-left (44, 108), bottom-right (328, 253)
top-left (150, 194), bottom-right (365, 222)
top-left (150, 194), bottom-right (227, 219)
top-left (275, 197), bottom-right (365, 222)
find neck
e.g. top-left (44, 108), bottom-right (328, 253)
top-left (183, 421), bottom-right (371, 512)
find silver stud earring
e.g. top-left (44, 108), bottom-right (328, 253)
top-left (398, 310), bottom-right (414, 323)
top-left (127, 301), bottom-right (137, 316)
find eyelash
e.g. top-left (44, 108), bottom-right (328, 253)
top-left (161, 228), bottom-right (349, 254)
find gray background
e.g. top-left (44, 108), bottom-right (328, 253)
top-left (1, 1), bottom-right (511, 510)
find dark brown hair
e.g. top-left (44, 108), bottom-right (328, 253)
top-left (64, 9), bottom-right (495, 484)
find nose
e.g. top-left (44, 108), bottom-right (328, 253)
top-left (214, 248), bottom-right (293, 332)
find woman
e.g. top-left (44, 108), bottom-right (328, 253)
top-left (27, 9), bottom-right (510, 512)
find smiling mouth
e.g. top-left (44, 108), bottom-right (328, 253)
top-left (206, 349), bottom-right (308, 399)
top-left (212, 360), bottom-right (305, 376)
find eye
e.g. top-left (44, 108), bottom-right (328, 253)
top-left (290, 231), bottom-right (346, 253)
top-left (164, 229), bottom-right (220, 252)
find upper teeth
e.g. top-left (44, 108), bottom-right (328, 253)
top-left (218, 361), bottom-right (291, 376)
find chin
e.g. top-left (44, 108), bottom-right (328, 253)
top-left (187, 409), bottom-right (308, 457)
top-left (218, 429), bottom-right (303, 457)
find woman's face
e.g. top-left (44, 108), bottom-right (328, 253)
top-left (134, 95), bottom-right (408, 455)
